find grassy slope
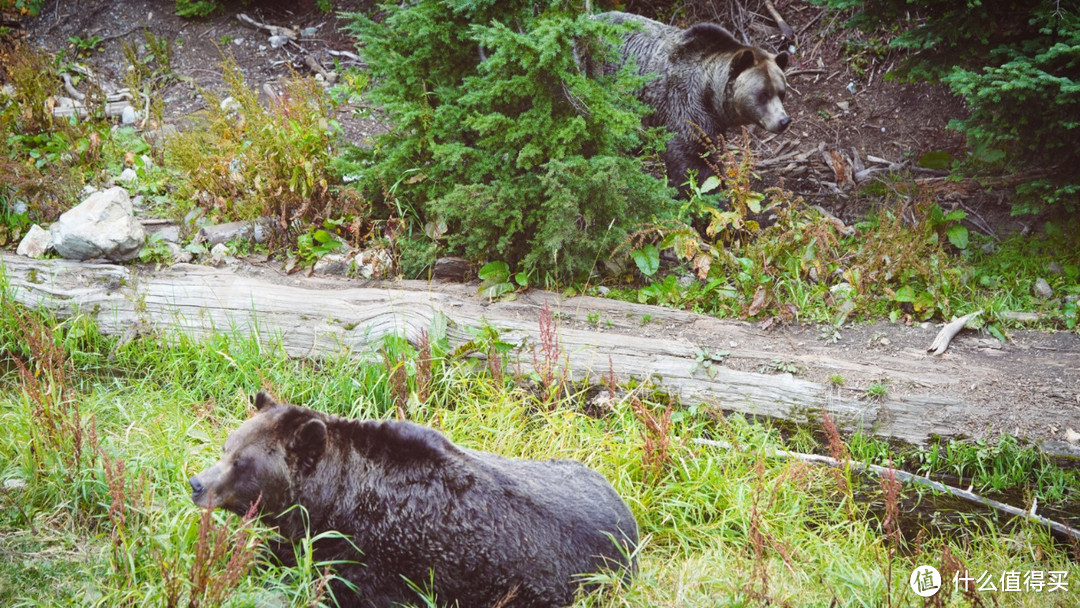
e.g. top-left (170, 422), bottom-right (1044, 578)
top-left (0, 299), bottom-right (1077, 608)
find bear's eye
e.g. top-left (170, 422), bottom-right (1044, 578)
top-left (233, 457), bottom-right (252, 473)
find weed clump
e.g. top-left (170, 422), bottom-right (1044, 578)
top-left (165, 56), bottom-right (367, 230)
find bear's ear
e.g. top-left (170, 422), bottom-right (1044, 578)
top-left (774, 51), bottom-right (791, 71)
top-left (291, 418), bottom-right (327, 474)
top-left (677, 23), bottom-right (743, 59)
top-left (254, 391), bottom-right (278, 412)
top-left (730, 49), bottom-right (756, 79)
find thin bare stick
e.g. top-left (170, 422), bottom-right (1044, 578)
top-left (693, 438), bottom-right (1080, 541)
top-left (927, 310), bottom-right (982, 355)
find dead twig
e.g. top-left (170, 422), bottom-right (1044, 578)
top-left (928, 310), bottom-right (982, 355)
top-left (693, 437), bottom-right (1080, 542)
top-left (237, 13), bottom-right (297, 39)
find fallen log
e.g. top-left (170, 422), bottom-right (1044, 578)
top-left (2, 253), bottom-right (1078, 456)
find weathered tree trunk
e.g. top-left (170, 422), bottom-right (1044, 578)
top-left (3, 253), bottom-right (1078, 457)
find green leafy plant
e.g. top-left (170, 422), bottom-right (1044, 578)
top-left (477, 261), bottom-right (528, 300)
top-left (139, 232), bottom-right (172, 266)
top-left (866, 379), bottom-right (889, 401)
top-left (67, 34), bottom-right (103, 57)
top-left (296, 224), bottom-right (343, 266)
top-left (175, 0), bottom-right (221, 18)
top-left (340, 1), bottom-right (673, 280)
top-left (690, 347), bottom-right (728, 378)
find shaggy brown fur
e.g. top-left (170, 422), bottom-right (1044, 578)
top-left (190, 393), bottom-right (638, 608)
top-left (597, 11), bottom-right (791, 187)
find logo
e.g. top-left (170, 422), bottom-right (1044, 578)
top-left (910, 565), bottom-right (942, 597)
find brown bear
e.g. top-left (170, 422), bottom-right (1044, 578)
top-left (189, 392), bottom-right (638, 608)
top-left (596, 11), bottom-right (792, 188)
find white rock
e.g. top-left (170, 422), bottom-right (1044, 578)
top-left (269, 35), bottom-right (287, 48)
top-left (1065, 428), bottom-right (1080, 445)
top-left (211, 243), bottom-right (230, 262)
top-left (116, 167), bottom-right (138, 186)
top-left (830, 282), bottom-right (854, 297)
top-left (220, 96), bottom-right (240, 113)
top-left (51, 187), bottom-right (146, 261)
top-left (121, 104), bottom-right (138, 125)
top-left (3, 478), bottom-right (26, 491)
top-left (16, 224), bottom-right (52, 258)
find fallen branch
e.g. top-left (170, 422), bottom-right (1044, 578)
top-left (928, 310), bottom-right (982, 355)
top-left (763, 0), bottom-right (795, 39)
top-left (999, 311), bottom-right (1046, 324)
top-left (693, 438), bottom-right (1080, 541)
top-left (237, 13), bottom-right (297, 39)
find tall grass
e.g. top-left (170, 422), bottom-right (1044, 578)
top-left (0, 298), bottom-right (1077, 607)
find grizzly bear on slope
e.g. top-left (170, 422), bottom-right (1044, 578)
top-left (596, 11), bottom-right (792, 187)
top-left (189, 392), bottom-right (638, 608)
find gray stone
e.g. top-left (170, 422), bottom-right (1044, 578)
top-left (313, 253), bottom-right (351, 276)
top-left (1034, 278), bottom-right (1054, 299)
top-left (141, 219), bottom-right (181, 243)
top-left (269, 35), bottom-right (288, 48)
top-left (16, 224), bottom-right (52, 258)
top-left (51, 187), bottom-right (146, 261)
top-left (432, 257), bottom-right (472, 282)
top-left (121, 104), bottom-right (137, 125)
top-left (197, 217), bottom-right (274, 247)
top-left (1048, 262), bottom-right (1064, 276)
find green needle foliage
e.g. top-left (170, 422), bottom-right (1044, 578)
top-left (340, 1), bottom-right (673, 280)
top-left (813, 0), bottom-right (1079, 214)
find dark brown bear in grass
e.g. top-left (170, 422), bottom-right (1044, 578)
top-left (188, 392), bottom-right (639, 608)
top-left (597, 11), bottom-right (791, 187)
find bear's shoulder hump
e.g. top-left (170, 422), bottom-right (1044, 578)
top-left (677, 23), bottom-right (744, 59)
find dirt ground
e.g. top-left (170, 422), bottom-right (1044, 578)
top-left (10, 1), bottom-right (1079, 451)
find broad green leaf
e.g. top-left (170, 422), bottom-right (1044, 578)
top-left (478, 260), bottom-right (510, 283)
top-left (947, 224), bottom-right (969, 249)
top-left (630, 245), bottom-right (659, 276)
top-left (700, 175), bottom-right (722, 194)
top-left (893, 285), bottom-right (916, 302)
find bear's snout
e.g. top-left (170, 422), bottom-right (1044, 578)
top-left (777, 116), bottom-right (792, 132)
top-left (189, 476), bottom-right (206, 502)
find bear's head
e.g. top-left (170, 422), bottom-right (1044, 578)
top-left (680, 24), bottom-right (791, 135)
top-left (728, 46), bottom-right (790, 134)
top-left (189, 392), bottom-right (326, 517)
